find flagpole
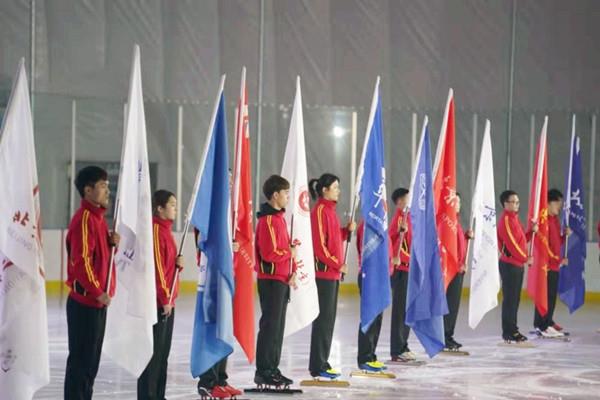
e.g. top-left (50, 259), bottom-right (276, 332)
top-left (169, 75), bottom-right (227, 305)
top-left (564, 115), bottom-right (576, 259)
top-left (105, 100), bottom-right (129, 293)
top-left (343, 77), bottom-right (380, 272)
top-left (528, 116), bottom-right (548, 258)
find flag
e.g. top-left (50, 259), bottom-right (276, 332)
top-left (0, 59), bottom-right (49, 400)
top-left (406, 117), bottom-right (448, 358)
top-left (231, 67), bottom-right (255, 360)
top-left (433, 89), bottom-right (459, 290)
top-left (189, 76), bottom-right (235, 377)
top-left (281, 77), bottom-right (319, 336)
top-left (526, 116), bottom-right (549, 317)
top-left (468, 120), bottom-right (500, 329)
top-left (559, 118), bottom-right (586, 313)
top-left (104, 45), bottom-right (157, 377)
top-left (355, 77), bottom-right (391, 332)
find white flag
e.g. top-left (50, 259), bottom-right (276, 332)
top-left (468, 120), bottom-right (500, 329)
top-left (0, 59), bottom-right (50, 399)
top-left (104, 45), bottom-right (157, 376)
top-left (281, 77), bottom-right (319, 336)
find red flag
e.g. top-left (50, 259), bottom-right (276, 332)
top-left (433, 89), bottom-right (459, 290)
top-left (526, 117), bottom-right (549, 317)
top-left (232, 67), bottom-right (255, 362)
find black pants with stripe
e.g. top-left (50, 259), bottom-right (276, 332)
top-left (137, 307), bottom-right (175, 400)
top-left (499, 261), bottom-right (524, 337)
top-left (256, 279), bottom-right (289, 377)
top-left (357, 273), bottom-right (383, 365)
top-left (533, 270), bottom-right (559, 331)
top-left (198, 357), bottom-right (228, 389)
top-left (444, 272), bottom-right (465, 340)
top-left (64, 296), bottom-right (107, 400)
top-left (390, 270), bottom-right (411, 356)
top-left (309, 278), bottom-right (340, 376)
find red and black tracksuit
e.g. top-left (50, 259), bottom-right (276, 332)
top-left (389, 208), bottom-right (413, 357)
top-left (64, 199), bottom-right (116, 400)
top-left (533, 214), bottom-right (564, 331)
top-left (138, 216), bottom-right (180, 400)
top-left (309, 198), bottom-right (348, 376)
top-left (444, 220), bottom-right (470, 342)
top-left (497, 210), bottom-right (532, 338)
top-left (254, 202), bottom-right (296, 379)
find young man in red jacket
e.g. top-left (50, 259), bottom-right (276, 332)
top-left (64, 166), bottom-right (119, 400)
top-left (534, 189), bottom-right (571, 338)
top-left (137, 190), bottom-right (183, 400)
top-left (254, 175), bottom-right (297, 387)
top-left (497, 190), bottom-right (535, 343)
top-left (388, 188), bottom-right (416, 362)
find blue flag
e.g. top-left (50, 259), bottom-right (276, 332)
top-left (405, 123), bottom-right (448, 358)
top-left (357, 79), bottom-right (391, 332)
top-left (559, 133), bottom-right (586, 313)
top-left (189, 79), bottom-right (235, 377)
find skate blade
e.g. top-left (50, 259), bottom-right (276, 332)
top-left (350, 370), bottom-right (396, 379)
top-left (388, 359), bottom-right (426, 366)
top-left (497, 341), bottom-right (536, 348)
top-left (441, 349), bottom-right (470, 356)
top-left (244, 386), bottom-right (303, 395)
top-left (535, 336), bottom-right (571, 342)
top-left (300, 379), bottom-right (350, 387)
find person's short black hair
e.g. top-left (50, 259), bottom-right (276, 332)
top-left (499, 190), bottom-right (518, 207)
top-left (391, 188), bottom-right (409, 203)
top-left (548, 188), bottom-right (563, 202)
top-left (263, 175), bottom-right (290, 200)
top-left (152, 190), bottom-right (175, 215)
top-left (75, 166), bottom-right (108, 198)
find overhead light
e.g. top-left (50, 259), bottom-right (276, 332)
top-left (332, 126), bottom-right (345, 138)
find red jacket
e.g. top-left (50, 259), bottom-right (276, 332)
top-left (547, 215), bottom-right (565, 272)
top-left (457, 220), bottom-right (469, 268)
top-left (497, 210), bottom-right (530, 267)
top-left (389, 209), bottom-right (411, 272)
top-left (311, 198), bottom-right (348, 281)
top-left (66, 199), bottom-right (116, 308)
top-left (153, 216), bottom-right (179, 306)
top-left (255, 203), bottom-right (295, 284)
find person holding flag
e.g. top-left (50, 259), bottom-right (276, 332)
top-left (534, 189), bottom-right (571, 338)
top-left (137, 190), bottom-right (183, 399)
top-left (254, 174), bottom-right (298, 388)
top-left (559, 126), bottom-right (587, 317)
top-left (188, 76), bottom-right (237, 399)
top-left (443, 192), bottom-right (473, 351)
top-left (497, 189), bottom-right (535, 343)
top-left (352, 77), bottom-right (392, 375)
top-left (405, 117), bottom-right (448, 358)
top-left (64, 166), bottom-right (119, 399)
top-left (389, 188), bottom-right (418, 363)
top-left (308, 173), bottom-right (355, 379)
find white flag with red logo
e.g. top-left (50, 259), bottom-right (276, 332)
top-left (0, 59), bottom-right (50, 400)
top-left (281, 77), bottom-right (319, 336)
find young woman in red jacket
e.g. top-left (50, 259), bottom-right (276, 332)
top-left (308, 173), bottom-right (355, 379)
top-left (137, 190), bottom-right (183, 400)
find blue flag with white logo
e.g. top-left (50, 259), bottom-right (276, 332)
top-left (189, 79), bottom-right (235, 377)
top-left (405, 124), bottom-right (447, 358)
top-left (559, 133), bottom-right (586, 313)
top-left (357, 79), bottom-right (391, 332)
